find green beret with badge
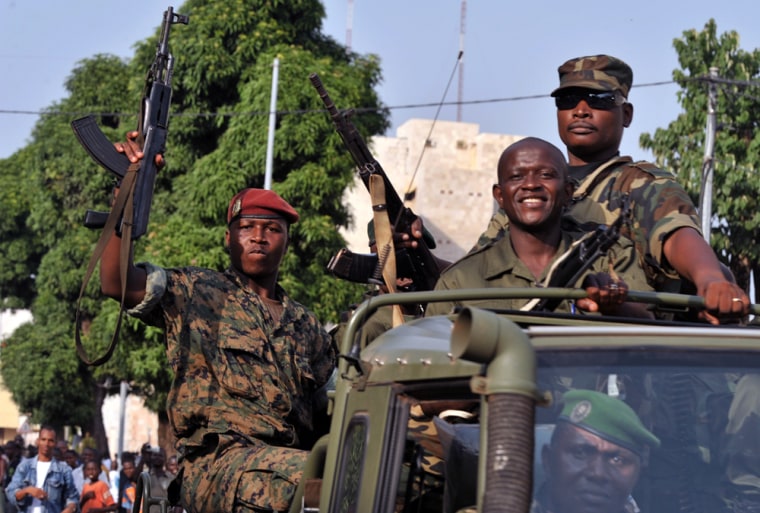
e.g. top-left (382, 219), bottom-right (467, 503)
top-left (558, 389), bottom-right (660, 456)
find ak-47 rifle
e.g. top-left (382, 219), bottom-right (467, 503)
top-left (73, 6), bottom-right (188, 367)
top-left (531, 195), bottom-right (632, 312)
top-left (71, 6), bottom-right (189, 238)
top-left (310, 73), bottom-right (440, 292)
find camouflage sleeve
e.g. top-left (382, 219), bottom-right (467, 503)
top-left (616, 165), bottom-right (702, 278)
top-left (469, 208), bottom-right (509, 254)
top-left (724, 375), bottom-right (760, 492)
top-left (126, 262), bottom-right (167, 323)
top-left (626, 172), bottom-right (702, 277)
top-left (310, 323), bottom-right (338, 388)
top-left (607, 235), bottom-right (652, 293)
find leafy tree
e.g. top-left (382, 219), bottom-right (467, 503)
top-left (640, 19), bottom-right (760, 298)
top-left (0, 0), bottom-right (387, 452)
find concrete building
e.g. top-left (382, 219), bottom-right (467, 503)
top-left (340, 119), bottom-right (522, 262)
top-left (0, 374), bottom-right (22, 444)
top-left (0, 309), bottom-right (31, 443)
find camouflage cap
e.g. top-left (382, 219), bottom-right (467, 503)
top-left (558, 389), bottom-right (660, 456)
top-left (367, 220), bottom-right (437, 249)
top-left (551, 54), bottom-right (633, 97)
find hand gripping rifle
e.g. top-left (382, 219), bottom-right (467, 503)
top-left (72, 6), bottom-right (189, 238)
top-left (309, 73), bottom-right (440, 292)
top-left (529, 195), bottom-right (632, 312)
top-left (73, 6), bottom-right (189, 366)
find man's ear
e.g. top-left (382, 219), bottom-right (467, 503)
top-left (623, 103), bottom-right (634, 128)
top-left (224, 229), bottom-right (230, 252)
top-left (492, 183), bottom-right (504, 209)
top-left (563, 180), bottom-right (574, 206)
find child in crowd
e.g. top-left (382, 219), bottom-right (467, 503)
top-left (81, 460), bottom-right (118, 513)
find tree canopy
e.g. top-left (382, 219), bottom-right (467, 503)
top-left (640, 19), bottom-right (760, 297)
top-left (0, 0), bottom-right (386, 451)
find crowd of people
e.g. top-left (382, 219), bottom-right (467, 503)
top-left (1, 52), bottom-right (752, 513)
top-left (1, 432), bottom-right (181, 513)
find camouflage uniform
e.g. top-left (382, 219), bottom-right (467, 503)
top-left (474, 155), bottom-right (702, 294)
top-left (129, 263), bottom-right (337, 513)
top-left (427, 219), bottom-right (651, 317)
top-left (724, 374), bottom-right (760, 512)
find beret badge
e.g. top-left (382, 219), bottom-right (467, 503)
top-left (569, 400), bottom-right (592, 423)
top-left (231, 198), bottom-right (242, 219)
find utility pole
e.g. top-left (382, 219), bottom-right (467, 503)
top-left (117, 380), bottom-right (129, 467)
top-left (699, 67), bottom-right (718, 243)
top-left (264, 57), bottom-right (280, 191)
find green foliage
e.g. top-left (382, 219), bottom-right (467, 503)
top-left (639, 19), bottom-right (760, 295)
top-left (0, 322), bottom-right (94, 432)
top-left (0, 0), bottom-right (388, 436)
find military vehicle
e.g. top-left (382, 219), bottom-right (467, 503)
top-left (131, 287), bottom-right (760, 513)
top-left (288, 287), bottom-right (760, 513)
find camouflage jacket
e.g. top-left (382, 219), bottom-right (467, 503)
top-left (129, 263), bottom-right (337, 451)
top-left (426, 222), bottom-right (650, 317)
top-left (474, 156), bottom-right (702, 291)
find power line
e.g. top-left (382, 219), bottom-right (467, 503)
top-left (4, 77), bottom-right (760, 121)
top-left (0, 79), bottom-right (677, 120)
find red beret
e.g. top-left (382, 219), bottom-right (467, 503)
top-left (227, 188), bottom-right (300, 225)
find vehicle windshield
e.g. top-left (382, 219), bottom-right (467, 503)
top-left (422, 347), bottom-right (760, 513)
top-left (531, 348), bottom-right (760, 513)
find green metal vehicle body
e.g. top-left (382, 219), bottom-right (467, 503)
top-left (290, 288), bottom-right (760, 513)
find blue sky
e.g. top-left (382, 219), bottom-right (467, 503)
top-left (1, 0), bottom-right (759, 161)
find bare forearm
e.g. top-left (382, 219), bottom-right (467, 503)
top-left (663, 227), bottom-right (725, 286)
top-left (664, 226), bottom-right (748, 322)
top-left (100, 187), bottom-right (147, 307)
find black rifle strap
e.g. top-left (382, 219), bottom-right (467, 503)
top-left (74, 162), bottom-right (139, 366)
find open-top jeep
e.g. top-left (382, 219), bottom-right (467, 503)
top-left (289, 287), bottom-right (760, 513)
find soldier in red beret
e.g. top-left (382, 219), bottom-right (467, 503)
top-left (100, 136), bottom-right (336, 513)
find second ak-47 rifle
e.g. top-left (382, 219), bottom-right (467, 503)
top-left (310, 73), bottom-right (440, 292)
top-left (73, 6), bottom-right (189, 366)
top-left (71, 6), bottom-right (189, 239)
top-left (530, 196), bottom-right (632, 312)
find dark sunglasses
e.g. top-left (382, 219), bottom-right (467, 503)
top-left (555, 91), bottom-right (625, 111)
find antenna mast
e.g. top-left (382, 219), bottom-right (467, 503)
top-left (457, 0), bottom-right (466, 121)
top-left (346, 0), bottom-right (354, 52)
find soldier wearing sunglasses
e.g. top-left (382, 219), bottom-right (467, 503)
top-left (474, 54), bottom-right (748, 324)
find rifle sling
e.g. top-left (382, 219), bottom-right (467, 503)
top-left (370, 175), bottom-right (405, 328)
top-left (74, 162), bottom-right (140, 366)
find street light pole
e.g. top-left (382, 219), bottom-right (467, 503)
top-left (699, 67), bottom-right (718, 242)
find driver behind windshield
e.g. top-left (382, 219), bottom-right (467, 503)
top-left (535, 389), bottom-right (660, 513)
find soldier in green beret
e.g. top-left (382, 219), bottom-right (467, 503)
top-left (100, 136), bottom-right (337, 513)
top-left (474, 54), bottom-right (748, 324)
top-left (534, 389), bottom-right (660, 513)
